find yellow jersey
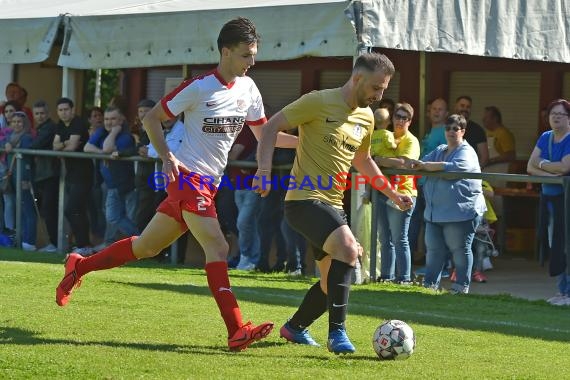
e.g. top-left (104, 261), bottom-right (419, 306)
top-left (282, 88), bottom-right (374, 208)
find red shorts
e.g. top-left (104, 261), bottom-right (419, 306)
top-left (156, 170), bottom-right (218, 229)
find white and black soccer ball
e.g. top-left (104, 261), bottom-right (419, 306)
top-left (372, 319), bottom-right (415, 360)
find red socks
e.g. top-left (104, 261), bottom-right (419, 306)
top-left (75, 237), bottom-right (138, 277)
top-left (75, 242), bottom-right (242, 337)
top-left (205, 261), bottom-right (243, 337)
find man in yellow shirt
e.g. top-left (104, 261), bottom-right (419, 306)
top-left (253, 52), bottom-right (413, 354)
top-left (483, 106), bottom-right (516, 165)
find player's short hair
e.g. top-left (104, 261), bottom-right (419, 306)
top-left (217, 17), bottom-right (260, 52)
top-left (446, 114), bottom-right (467, 129)
top-left (353, 52), bottom-right (395, 77)
top-left (33, 100), bottom-right (49, 110)
top-left (104, 106), bottom-right (123, 116)
top-left (89, 106), bottom-right (104, 115)
top-left (56, 97), bottom-right (74, 108)
top-left (455, 95), bottom-right (473, 104)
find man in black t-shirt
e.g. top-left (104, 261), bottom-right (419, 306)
top-left (53, 97), bottom-right (93, 254)
top-left (31, 100), bottom-right (60, 252)
top-left (455, 95), bottom-right (489, 168)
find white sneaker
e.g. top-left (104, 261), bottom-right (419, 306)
top-left (547, 293), bottom-right (566, 305)
top-left (22, 242), bottom-right (37, 251)
top-left (236, 261), bottom-right (256, 271)
top-left (482, 257), bottom-right (494, 271)
top-left (39, 244), bottom-right (58, 253)
top-left (287, 269), bottom-right (303, 276)
top-left (550, 295), bottom-right (570, 306)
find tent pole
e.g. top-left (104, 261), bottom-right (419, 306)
top-left (61, 67), bottom-right (75, 100)
top-left (419, 52), bottom-right (427, 139)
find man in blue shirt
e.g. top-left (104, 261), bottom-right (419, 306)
top-left (84, 106), bottom-right (139, 245)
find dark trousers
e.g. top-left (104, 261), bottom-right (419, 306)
top-left (65, 181), bottom-right (92, 247)
top-left (35, 177), bottom-right (59, 246)
top-left (135, 162), bottom-right (157, 231)
top-left (256, 186), bottom-right (287, 270)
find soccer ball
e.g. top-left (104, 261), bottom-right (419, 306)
top-left (372, 319), bottom-right (415, 360)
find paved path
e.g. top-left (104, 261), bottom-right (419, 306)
top-left (461, 256), bottom-right (556, 301)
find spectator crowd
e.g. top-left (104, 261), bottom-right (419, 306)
top-left (1, 79), bottom-right (568, 306)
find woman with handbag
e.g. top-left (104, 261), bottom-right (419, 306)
top-left (3, 111), bottom-right (36, 250)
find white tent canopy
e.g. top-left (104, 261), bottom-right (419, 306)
top-left (0, 0), bottom-right (568, 67)
top-left (59, 0), bottom-right (356, 69)
top-left (0, 0), bottom-right (356, 68)
top-left (0, 16), bottom-right (61, 64)
top-left (348, 0), bottom-right (570, 63)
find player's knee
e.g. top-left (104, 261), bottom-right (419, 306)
top-left (133, 246), bottom-right (159, 259)
top-left (204, 239), bottom-right (229, 261)
top-left (132, 238), bottom-right (160, 259)
top-left (339, 242), bottom-right (360, 265)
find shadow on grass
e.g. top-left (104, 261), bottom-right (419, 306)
top-left (0, 326), bottom-right (371, 361)
top-left (0, 326), bottom-right (280, 356)
top-left (4, 251), bottom-right (570, 344)
top-left (0, 326), bottom-right (383, 363)
top-left (117, 280), bottom-right (570, 344)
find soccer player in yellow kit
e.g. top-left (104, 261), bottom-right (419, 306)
top-left (253, 52), bottom-right (413, 354)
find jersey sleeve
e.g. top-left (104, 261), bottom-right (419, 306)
top-left (357, 117), bottom-right (374, 154)
top-left (161, 79), bottom-right (200, 119)
top-left (246, 81), bottom-right (266, 126)
top-left (281, 91), bottom-right (322, 127)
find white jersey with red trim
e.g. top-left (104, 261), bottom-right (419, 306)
top-left (161, 69), bottom-right (266, 184)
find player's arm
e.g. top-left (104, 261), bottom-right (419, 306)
top-left (52, 134), bottom-right (64, 151)
top-left (84, 142), bottom-right (102, 153)
top-left (228, 143), bottom-right (245, 160)
top-left (249, 124), bottom-right (298, 149)
top-left (537, 154), bottom-right (570, 175)
top-left (102, 126), bottom-right (121, 153)
top-left (352, 150), bottom-right (413, 210)
top-left (62, 134), bottom-right (81, 151)
top-left (253, 111), bottom-right (293, 196)
top-left (143, 103), bottom-right (186, 180)
top-left (374, 156), bottom-right (406, 168)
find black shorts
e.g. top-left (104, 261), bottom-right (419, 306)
top-left (284, 200), bottom-right (347, 261)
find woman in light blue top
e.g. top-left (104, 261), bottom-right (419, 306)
top-left (410, 114), bottom-right (486, 294)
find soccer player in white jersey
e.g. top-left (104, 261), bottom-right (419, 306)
top-left (55, 17), bottom-right (297, 352)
